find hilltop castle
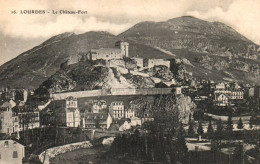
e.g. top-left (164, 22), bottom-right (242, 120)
top-left (86, 41), bottom-right (129, 61)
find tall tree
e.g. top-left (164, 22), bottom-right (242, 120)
top-left (237, 118), bottom-right (243, 129)
top-left (207, 120), bottom-right (214, 138)
top-left (188, 114), bottom-right (195, 137)
top-left (226, 115), bottom-right (233, 132)
top-left (197, 122), bottom-right (204, 137)
top-left (216, 119), bottom-right (223, 133)
top-left (178, 122), bottom-right (186, 138)
top-left (249, 116), bottom-right (253, 129)
top-left (255, 140), bottom-right (260, 164)
top-left (232, 143), bottom-right (244, 164)
top-left (176, 122), bottom-right (188, 164)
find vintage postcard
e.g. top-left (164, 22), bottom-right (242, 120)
top-left (0, 0), bottom-right (260, 164)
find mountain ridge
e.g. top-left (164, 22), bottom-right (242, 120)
top-left (0, 16), bottom-right (259, 89)
top-left (119, 16), bottom-right (260, 84)
top-left (0, 31), bottom-right (172, 89)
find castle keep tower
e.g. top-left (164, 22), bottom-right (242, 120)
top-left (115, 41), bottom-right (129, 58)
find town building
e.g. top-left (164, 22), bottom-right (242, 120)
top-left (13, 106), bottom-right (40, 131)
top-left (230, 89), bottom-right (244, 100)
top-left (1, 89), bottom-right (28, 102)
top-left (248, 87), bottom-right (255, 97)
top-left (64, 96), bottom-right (80, 127)
top-left (213, 85), bottom-right (245, 106)
top-left (65, 108), bottom-right (80, 127)
top-left (109, 101), bottom-right (125, 119)
top-left (92, 100), bottom-right (107, 113)
top-left (214, 93), bottom-right (229, 106)
top-left (0, 107), bottom-right (19, 134)
top-left (108, 119), bottom-right (131, 131)
top-left (82, 112), bottom-right (112, 129)
top-left (143, 58), bottom-right (170, 69)
top-left (2, 90), bottom-right (16, 101)
top-left (50, 96), bottom-right (80, 127)
top-left (130, 117), bottom-right (142, 126)
top-left (86, 41), bottom-right (129, 61)
top-left (0, 139), bottom-right (25, 164)
top-left (125, 109), bottom-right (135, 119)
top-left (215, 82), bottom-right (226, 90)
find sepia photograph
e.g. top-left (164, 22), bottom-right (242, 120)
top-left (0, 0), bottom-right (260, 163)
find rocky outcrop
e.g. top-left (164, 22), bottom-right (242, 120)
top-left (36, 61), bottom-right (159, 93)
top-left (195, 55), bottom-right (229, 70)
top-left (175, 94), bottom-right (196, 124)
top-left (123, 74), bottom-right (155, 88)
top-left (144, 65), bottom-right (174, 80)
top-left (233, 60), bottom-right (250, 72)
top-left (129, 94), bottom-right (196, 125)
top-left (153, 94), bottom-right (196, 125)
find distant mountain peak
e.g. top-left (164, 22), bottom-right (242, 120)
top-left (166, 16), bottom-right (204, 22)
top-left (119, 17), bottom-right (260, 84)
top-left (82, 31), bottom-right (115, 36)
top-left (41, 32), bottom-right (75, 45)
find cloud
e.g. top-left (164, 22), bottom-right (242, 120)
top-left (187, 0), bottom-right (260, 43)
top-left (0, 0), bottom-right (259, 44)
top-left (0, 0), bottom-right (193, 39)
top-left (2, 15), bottom-right (132, 39)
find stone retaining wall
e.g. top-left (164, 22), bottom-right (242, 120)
top-left (38, 141), bottom-right (92, 164)
top-left (51, 88), bottom-right (173, 100)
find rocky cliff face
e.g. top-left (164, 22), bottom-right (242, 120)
top-left (129, 94), bottom-right (196, 125)
top-left (144, 65), bottom-right (174, 80)
top-left (194, 55), bottom-right (260, 77)
top-left (35, 61), bottom-right (158, 94)
top-left (175, 95), bottom-right (196, 124)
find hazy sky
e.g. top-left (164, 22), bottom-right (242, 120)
top-left (1, 0), bottom-right (260, 65)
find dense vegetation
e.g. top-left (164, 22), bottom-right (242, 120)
top-left (109, 122), bottom-right (188, 164)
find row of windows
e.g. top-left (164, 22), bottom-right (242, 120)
top-left (111, 102), bottom-right (124, 106)
top-left (230, 96), bottom-right (243, 99)
top-left (112, 107), bottom-right (124, 110)
top-left (231, 92), bottom-right (243, 95)
top-left (67, 101), bottom-right (77, 105)
top-left (93, 105), bottom-right (107, 108)
top-left (4, 141), bottom-right (17, 147)
top-left (114, 110), bottom-right (124, 113)
top-left (113, 114), bottom-right (124, 118)
top-left (85, 119), bottom-right (106, 123)
top-left (18, 112), bottom-right (39, 116)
